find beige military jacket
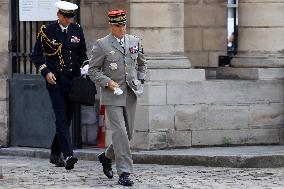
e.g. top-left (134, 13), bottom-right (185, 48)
top-left (89, 34), bottom-right (147, 106)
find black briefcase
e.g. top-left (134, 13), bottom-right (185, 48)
top-left (69, 75), bottom-right (97, 106)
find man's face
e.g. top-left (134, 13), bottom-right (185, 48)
top-left (57, 11), bottom-right (74, 27)
top-left (110, 24), bottom-right (126, 39)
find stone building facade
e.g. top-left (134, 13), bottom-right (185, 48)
top-left (0, 0), bottom-right (283, 149)
top-left (0, 0), bottom-right (9, 146)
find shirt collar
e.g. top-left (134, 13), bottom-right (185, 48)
top-left (58, 20), bottom-right (68, 32)
top-left (114, 36), bottom-right (124, 44)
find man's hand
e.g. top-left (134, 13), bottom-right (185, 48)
top-left (46, 72), bottom-right (56, 84)
top-left (107, 80), bottom-right (119, 91)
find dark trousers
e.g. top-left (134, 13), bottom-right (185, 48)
top-left (47, 78), bottom-right (74, 159)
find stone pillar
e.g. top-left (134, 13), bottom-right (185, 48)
top-left (231, 0), bottom-right (284, 68)
top-left (128, 0), bottom-right (206, 149)
top-left (129, 0), bottom-right (193, 68)
top-left (0, 0), bottom-right (9, 146)
top-left (129, 0), bottom-right (185, 55)
top-left (218, 0), bottom-right (284, 80)
top-left (184, 0), bottom-right (227, 67)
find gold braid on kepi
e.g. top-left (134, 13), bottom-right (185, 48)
top-left (108, 10), bottom-right (127, 25)
top-left (37, 25), bottom-right (65, 66)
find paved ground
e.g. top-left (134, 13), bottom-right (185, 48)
top-left (0, 155), bottom-right (284, 189)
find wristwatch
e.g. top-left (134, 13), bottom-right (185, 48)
top-left (105, 82), bottom-right (109, 88)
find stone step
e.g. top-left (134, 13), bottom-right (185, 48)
top-left (217, 67), bottom-right (284, 80)
top-left (146, 69), bottom-right (205, 81)
top-left (230, 57), bottom-right (284, 68)
top-left (146, 55), bottom-right (191, 69)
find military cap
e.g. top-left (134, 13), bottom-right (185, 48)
top-left (55, 1), bottom-right (78, 18)
top-left (108, 10), bottom-right (127, 25)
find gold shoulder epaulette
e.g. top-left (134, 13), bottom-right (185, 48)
top-left (37, 25), bottom-right (46, 38)
top-left (37, 24), bottom-right (65, 66)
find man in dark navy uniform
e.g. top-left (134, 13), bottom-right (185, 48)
top-left (31, 1), bottom-right (88, 170)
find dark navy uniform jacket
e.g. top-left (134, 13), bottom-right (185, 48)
top-left (31, 21), bottom-right (87, 80)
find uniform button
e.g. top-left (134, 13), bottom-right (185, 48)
top-left (126, 72), bottom-right (128, 75)
top-left (60, 69), bottom-right (62, 71)
top-left (69, 69), bottom-right (72, 71)
top-left (70, 51), bottom-right (72, 53)
top-left (70, 57), bottom-right (71, 59)
top-left (70, 62), bottom-right (72, 65)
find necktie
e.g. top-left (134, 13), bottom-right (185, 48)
top-left (63, 29), bottom-right (67, 40)
top-left (119, 39), bottom-right (125, 53)
top-left (63, 29), bottom-right (67, 34)
top-left (119, 39), bottom-right (123, 47)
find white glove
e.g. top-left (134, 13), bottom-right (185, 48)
top-left (80, 64), bottom-right (89, 76)
top-left (114, 87), bottom-right (123, 95)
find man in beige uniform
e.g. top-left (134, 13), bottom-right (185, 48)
top-left (88, 10), bottom-right (146, 186)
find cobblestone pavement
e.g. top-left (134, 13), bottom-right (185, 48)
top-left (0, 155), bottom-right (284, 189)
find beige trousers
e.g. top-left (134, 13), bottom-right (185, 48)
top-left (105, 88), bottom-right (137, 176)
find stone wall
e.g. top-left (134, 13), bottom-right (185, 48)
top-left (131, 78), bottom-right (284, 149)
top-left (0, 0), bottom-right (9, 146)
top-left (184, 0), bottom-right (227, 67)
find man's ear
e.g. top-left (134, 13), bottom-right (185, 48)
top-left (109, 24), bottom-right (113, 32)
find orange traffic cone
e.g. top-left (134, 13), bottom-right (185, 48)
top-left (96, 105), bottom-right (106, 148)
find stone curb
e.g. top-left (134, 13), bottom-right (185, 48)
top-left (1, 147), bottom-right (284, 168)
top-left (132, 154), bottom-right (284, 168)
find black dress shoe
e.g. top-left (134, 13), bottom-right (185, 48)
top-left (65, 156), bottom-right (78, 170)
top-left (98, 152), bottom-right (113, 179)
top-left (118, 172), bottom-right (134, 186)
top-left (50, 155), bottom-right (65, 167)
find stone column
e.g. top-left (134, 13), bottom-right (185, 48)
top-left (231, 0), bottom-right (284, 68)
top-left (128, 0), bottom-right (194, 70)
top-left (184, 0), bottom-right (227, 67)
top-left (128, 0), bottom-right (205, 149)
top-left (0, 0), bottom-right (9, 146)
top-left (129, 0), bottom-right (185, 55)
top-left (217, 0), bottom-right (284, 80)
